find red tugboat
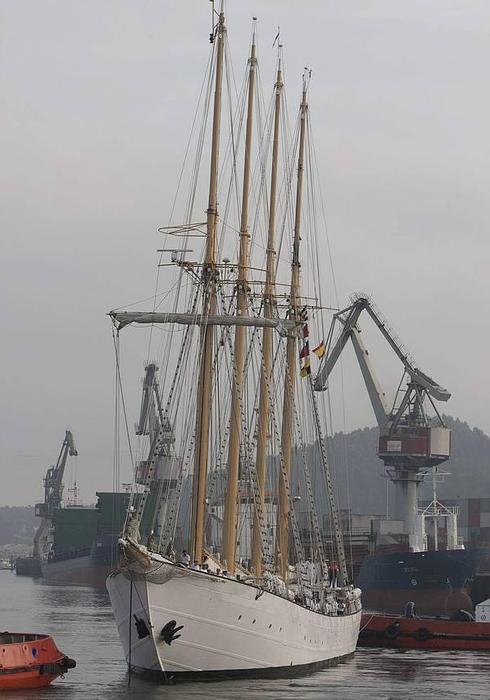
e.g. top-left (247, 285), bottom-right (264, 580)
top-left (358, 600), bottom-right (490, 651)
top-left (0, 632), bottom-right (76, 689)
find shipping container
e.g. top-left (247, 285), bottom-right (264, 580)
top-left (475, 599), bottom-right (490, 623)
top-left (53, 507), bottom-right (98, 555)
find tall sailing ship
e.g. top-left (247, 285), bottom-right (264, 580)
top-left (107, 8), bottom-right (361, 680)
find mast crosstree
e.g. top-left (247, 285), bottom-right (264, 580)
top-left (276, 77), bottom-right (308, 581)
top-left (190, 11), bottom-right (226, 564)
top-left (222, 31), bottom-right (257, 573)
top-left (252, 56), bottom-right (283, 577)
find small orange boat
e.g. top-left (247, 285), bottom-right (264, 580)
top-left (0, 631), bottom-right (76, 690)
top-left (358, 613), bottom-right (490, 651)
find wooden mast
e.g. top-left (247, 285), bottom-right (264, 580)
top-left (222, 28), bottom-right (257, 573)
top-left (251, 58), bottom-right (283, 577)
top-left (190, 11), bottom-right (225, 564)
top-left (277, 77), bottom-right (308, 581)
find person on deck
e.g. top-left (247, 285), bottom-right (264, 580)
top-left (180, 550), bottom-right (191, 566)
top-left (405, 601), bottom-right (417, 618)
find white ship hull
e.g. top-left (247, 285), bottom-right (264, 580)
top-left (107, 558), bottom-right (361, 679)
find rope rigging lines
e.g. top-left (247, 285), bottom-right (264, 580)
top-left (111, 23), bottom-right (352, 590)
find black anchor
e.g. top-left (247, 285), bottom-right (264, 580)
top-left (160, 620), bottom-right (184, 645)
top-left (133, 614), bottom-right (150, 639)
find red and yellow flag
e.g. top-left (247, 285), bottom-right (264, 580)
top-left (299, 342), bottom-right (310, 359)
top-left (300, 358), bottom-right (311, 378)
top-left (312, 341), bottom-right (326, 359)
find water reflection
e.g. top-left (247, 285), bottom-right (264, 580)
top-left (36, 583), bottom-right (110, 609)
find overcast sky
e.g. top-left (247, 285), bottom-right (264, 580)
top-left (1, 1), bottom-right (489, 505)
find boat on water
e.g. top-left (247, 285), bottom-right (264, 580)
top-left (0, 632), bottom-right (75, 690)
top-left (40, 492), bottom-right (131, 589)
top-left (16, 431), bottom-right (134, 588)
top-left (16, 430), bottom-right (79, 580)
top-left (357, 468), bottom-right (490, 617)
top-left (357, 546), bottom-right (490, 617)
top-left (358, 600), bottom-right (490, 650)
top-left (107, 7), bottom-right (361, 681)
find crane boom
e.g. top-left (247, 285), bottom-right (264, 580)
top-left (349, 328), bottom-right (390, 430)
top-left (314, 295), bottom-right (450, 404)
top-left (313, 293), bottom-right (452, 551)
top-left (360, 298), bottom-right (450, 402)
top-left (314, 298), bottom-right (389, 429)
top-left (33, 430), bottom-right (78, 559)
top-left (47, 430), bottom-right (78, 511)
top-left (313, 302), bottom-right (363, 391)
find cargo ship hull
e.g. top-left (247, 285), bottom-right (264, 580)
top-left (41, 555), bottom-right (109, 589)
top-left (20, 492), bottom-right (132, 589)
top-left (15, 557), bottom-right (42, 577)
top-left (41, 536), bottom-right (119, 589)
top-left (357, 548), bottom-right (490, 616)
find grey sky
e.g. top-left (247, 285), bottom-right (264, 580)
top-left (1, 1), bottom-right (489, 505)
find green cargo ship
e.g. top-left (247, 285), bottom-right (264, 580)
top-left (40, 492), bottom-right (131, 588)
top-left (15, 431), bottom-right (155, 589)
top-left (16, 420), bottom-right (178, 588)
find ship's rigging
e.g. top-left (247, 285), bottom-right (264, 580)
top-left (112, 12), bottom-right (349, 593)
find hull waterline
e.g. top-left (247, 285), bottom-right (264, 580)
top-left (107, 559), bottom-right (361, 680)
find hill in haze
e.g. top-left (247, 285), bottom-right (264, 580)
top-left (0, 417), bottom-right (488, 545)
top-left (327, 415), bottom-right (490, 515)
top-left (0, 506), bottom-right (36, 546)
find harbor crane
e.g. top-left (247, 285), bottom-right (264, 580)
top-left (133, 363), bottom-right (178, 550)
top-left (314, 293), bottom-right (451, 551)
top-left (33, 430), bottom-right (78, 558)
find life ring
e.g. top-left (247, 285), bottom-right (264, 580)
top-left (414, 627), bottom-right (432, 642)
top-left (385, 623), bottom-right (400, 639)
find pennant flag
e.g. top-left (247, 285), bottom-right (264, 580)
top-left (300, 358), bottom-right (311, 378)
top-left (299, 342), bottom-right (310, 359)
top-left (313, 340), bottom-right (326, 359)
top-left (299, 305), bottom-right (308, 322)
top-left (302, 324), bottom-right (309, 339)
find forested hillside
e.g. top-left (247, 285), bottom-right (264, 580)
top-left (0, 417), bottom-right (488, 544)
top-left (0, 506), bottom-right (36, 545)
top-left (328, 416), bottom-right (490, 514)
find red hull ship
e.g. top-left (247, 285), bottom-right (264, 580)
top-left (0, 632), bottom-right (75, 690)
top-left (358, 613), bottom-right (490, 651)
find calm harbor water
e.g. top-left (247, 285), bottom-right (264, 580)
top-left (0, 569), bottom-right (488, 699)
